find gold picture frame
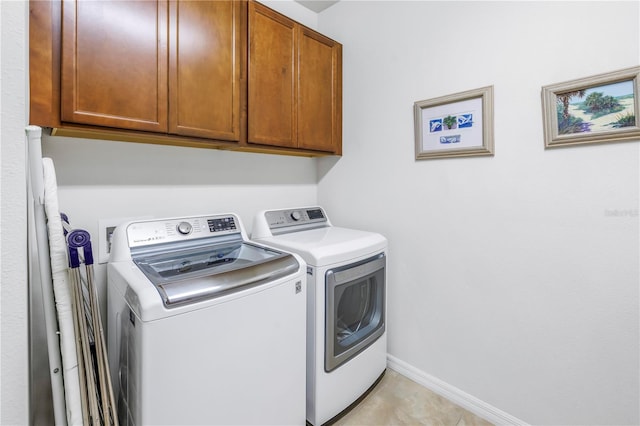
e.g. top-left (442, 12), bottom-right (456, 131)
top-left (541, 66), bottom-right (640, 148)
top-left (414, 86), bottom-right (494, 160)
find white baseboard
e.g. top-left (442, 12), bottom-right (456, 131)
top-left (386, 354), bottom-right (528, 426)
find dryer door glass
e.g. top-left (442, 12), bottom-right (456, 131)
top-left (325, 253), bottom-right (385, 372)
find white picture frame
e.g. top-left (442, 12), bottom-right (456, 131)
top-left (541, 66), bottom-right (640, 148)
top-left (414, 86), bottom-right (494, 160)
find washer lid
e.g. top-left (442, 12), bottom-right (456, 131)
top-left (132, 236), bottom-right (299, 307)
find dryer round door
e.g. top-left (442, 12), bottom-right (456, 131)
top-left (325, 253), bottom-right (386, 372)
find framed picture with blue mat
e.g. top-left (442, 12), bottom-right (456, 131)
top-left (414, 86), bottom-right (494, 160)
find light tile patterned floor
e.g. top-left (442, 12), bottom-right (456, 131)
top-left (331, 369), bottom-right (493, 426)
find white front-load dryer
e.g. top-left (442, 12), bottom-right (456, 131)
top-left (252, 207), bottom-right (387, 425)
top-left (107, 213), bottom-right (307, 425)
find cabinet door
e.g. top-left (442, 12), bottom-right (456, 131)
top-left (248, 2), bottom-right (342, 154)
top-left (298, 28), bottom-right (342, 153)
top-left (248, 2), bottom-right (296, 148)
top-left (169, 1), bottom-right (244, 141)
top-left (61, 1), bottom-right (168, 132)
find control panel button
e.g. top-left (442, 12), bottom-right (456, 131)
top-left (176, 221), bottom-right (192, 235)
top-left (290, 211), bottom-right (302, 221)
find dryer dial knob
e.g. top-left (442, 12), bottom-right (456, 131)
top-left (290, 211), bottom-right (302, 221)
top-left (177, 221), bottom-right (192, 235)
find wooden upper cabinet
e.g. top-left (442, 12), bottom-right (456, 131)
top-left (248, 3), bottom-right (296, 148)
top-left (60, 0), bottom-right (244, 140)
top-left (31, 0), bottom-right (339, 156)
top-left (61, 1), bottom-right (169, 132)
top-left (298, 28), bottom-right (342, 153)
top-left (248, 2), bottom-right (342, 154)
top-left (169, 1), bottom-right (244, 141)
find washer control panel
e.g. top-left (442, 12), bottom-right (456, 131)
top-left (127, 215), bottom-right (239, 248)
top-left (265, 207), bottom-right (328, 230)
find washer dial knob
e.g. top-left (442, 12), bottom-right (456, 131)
top-left (290, 211), bottom-right (302, 221)
top-left (177, 221), bottom-right (192, 235)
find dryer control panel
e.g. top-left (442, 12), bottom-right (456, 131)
top-left (251, 206), bottom-right (333, 239)
top-left (127, 214), bottom-right (240, 248)
top-left (265, 207), bottom-right (328, 230)
top-left (254, 207), bottom-right (331, 235)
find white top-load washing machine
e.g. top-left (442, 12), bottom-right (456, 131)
top-left (107, 213), bottom-right (307, 426)
top-left (252, 207), bottom-right (387, 425)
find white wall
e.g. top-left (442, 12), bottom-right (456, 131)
top-left (317, 1), bottom-right (639, 425)
top-left (0, 1), bottom-right (29, 424)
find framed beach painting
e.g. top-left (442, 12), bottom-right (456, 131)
top-left (542, 66), bottom-right (640, 148)
top-left (414, 86), bottom-right (494, 160)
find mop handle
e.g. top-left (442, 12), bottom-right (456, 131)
top-left (67, 230), bottom-right (94, 267)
